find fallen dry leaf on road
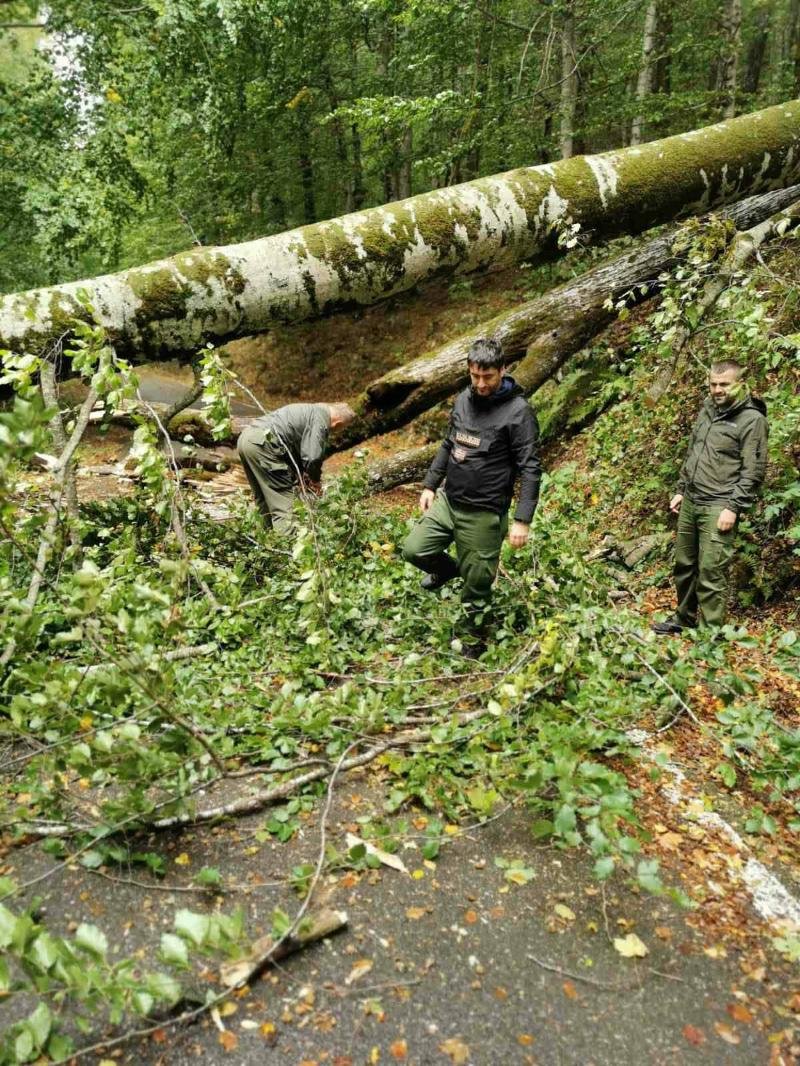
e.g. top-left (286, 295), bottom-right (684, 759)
top-left (439, 1036), bottom-right (470, 1064)
top-left (727, 1003), bottom-right (754, 1024)
top-left (218, 1030), bottom-right (238, 1052)
top-left (563, 981), bottom-right (578, 1000)
top-left (346, 832), bottom-right (409, 874)
top-left (613, 933), bottom-right (648, 958)
top-left (390, 1038), bottom-right (408, 1060)
top-left (345, 958), bottom-right (373, 985)
top-left (405, 906), bottom-right (426, 920)
top-left (554, 904), bottom-right (576, 922)
top-left (682, 1024), bottom-right (706, 1046)
top-left (714, 1021), bottom-right (741, 1045)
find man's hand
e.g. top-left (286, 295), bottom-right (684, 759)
top-left (508, 520), bottom-right (530, 549)
top-left (717, 507), bottom-right (737, 532)
top-left (302, 475), bottom-right (322, 496)
top-left (419, 488), bottom-right (435, 512)
top-left (669, 493), bottom-right (684, 514)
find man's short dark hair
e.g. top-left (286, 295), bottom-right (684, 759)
top-left (467, 337), bottom-right (505, 370)
top-left (710, 359), bottom-right (745, 377)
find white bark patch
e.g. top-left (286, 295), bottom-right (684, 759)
top-left (539, 184), bottom-right (570, 225)
top-left (585, 154), bottom-right (620, 208)
top-left (628, 730), bottom-right (800, 930)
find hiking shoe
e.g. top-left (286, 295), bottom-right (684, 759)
top-left (421, 571), bottom-right (456, 592)
top-left (651, 619), bottom-right (687, 635)
top-left (460, 638), bottom-right (486, 660)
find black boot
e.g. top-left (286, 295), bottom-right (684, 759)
top-left (419, 553), bottom-right (459, 592)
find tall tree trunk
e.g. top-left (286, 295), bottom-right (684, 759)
top-left (718, 0), bottom-right (743, 118)
top-left (631, 0), bottom-right (660, 146)
top-left (462, 0), bottom-right (495, 180)
top-left (654, 5), bottom-right (672, 96)
top-left (560, 2), bottom-right (578, 159)
top-left (4, 102), bottom-right (800, 361)
top-left (743, 7), bottom-right (770, 95)
top-left (297, 110), bottom-right (317, 224)
top-left (787, 0), bottom-right (800, 94)
top-left (397, 126), bottom-right (413, 200)
top-left (351, 123), bottom-right (366, 210)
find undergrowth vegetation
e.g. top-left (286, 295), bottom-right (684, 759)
top-left (0, 231), bottom-right (799, 1060)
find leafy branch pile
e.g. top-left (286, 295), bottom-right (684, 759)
top-left (0, 284), bottom-right (799, 1058)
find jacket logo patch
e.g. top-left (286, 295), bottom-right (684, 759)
top-left (453, 446), bottom-right (467, 462)
top-left (454, 431), bottom-right (481, 448)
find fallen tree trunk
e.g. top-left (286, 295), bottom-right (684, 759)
top-left (362, 188), bottom-right (800, 492)
top-left (365, 444), bottom-right (439, 494)
top-left (339, 183), bottom-right (800, 448)
top-left (3, 101), bottom-right (800, 361)
top-left (647, 197), bottom-right (800, 400)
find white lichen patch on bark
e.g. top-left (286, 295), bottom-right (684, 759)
top-left (585, 154), bottom-right (621, 208)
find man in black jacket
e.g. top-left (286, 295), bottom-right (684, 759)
top-left (401, 338), bottom-right (541, 649)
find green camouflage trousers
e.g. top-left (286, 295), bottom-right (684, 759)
top-left (401, 491), bottom-right (508, 607)
top-left (674, 497), bottom-right (736, 628)
top-left (237, 426), bottom-right (296, 533)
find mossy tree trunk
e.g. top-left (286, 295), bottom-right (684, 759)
top-left (3, 101), bottom-right (800, 363)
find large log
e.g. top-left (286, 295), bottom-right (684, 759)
top-left (362, 190), bottom-right (800, 492)
top-left (3, 102), bottom-right (800, 361)
top-left (338, 183), bottom-right (800, 448)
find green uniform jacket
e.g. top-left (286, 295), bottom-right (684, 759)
top-left (249, 403), bottom-right (331, 482)
top-left (676, 394), bottom-right (768, 515)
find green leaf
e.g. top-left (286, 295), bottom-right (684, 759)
top-left (716, 762), bottom-right (736, 788)
top-left (593, 856), bottom-right (615, 880)
top-left (554, 804), bottom-right (576, 835)
top-left (159, 933), bottom-right (189, 969)
top-left (74, 923), bottom-right (108, 958)
top-left (174, 909), bottom-right (211, 946)
top-left (194, 866), bottom-right (223, 887)
top-left (27, 1002), bottom-right (52, 1047)
top-left (0, 903), bottom-right (16, 948)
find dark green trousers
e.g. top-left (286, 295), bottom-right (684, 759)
top-left (401, 491), bottom-right (508, 607)
top-left (237, 426), bottom-right (296, 532)
top-left (674, 497), bottom-right (735, 628)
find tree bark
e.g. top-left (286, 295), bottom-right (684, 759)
top-left (336, 184), bottom-right (800, 449)
top-left (718, 0), bottom-right (743, 118)
top-left (365, 443), bottom-right (439, 494)
top-left (631, 0), bottom-right (659, 146)
top-left (742, 7), bottom-right (770, 95)
top-left (4, 101), bottom-right (800, 362)
top-left (559, 2), bottom-right (578, 159)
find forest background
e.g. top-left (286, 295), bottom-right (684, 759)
top-left (2, 0), bottom-right (798, 295)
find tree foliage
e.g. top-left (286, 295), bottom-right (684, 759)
top-left (3, 0), bottom-right (800, 292)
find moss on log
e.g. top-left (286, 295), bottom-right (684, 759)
top-left (3, 101), bottom-right (800, 361)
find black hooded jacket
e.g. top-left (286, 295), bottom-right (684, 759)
top-left (423, 376), bottom-right (542, 523)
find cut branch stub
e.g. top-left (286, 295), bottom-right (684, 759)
top-left (4, 101), bottom-right (800, 361)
